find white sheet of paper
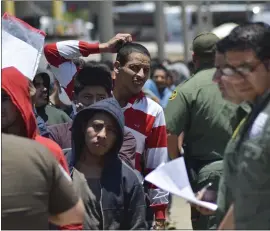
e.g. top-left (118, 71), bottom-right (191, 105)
top-left (2, 30), bottom-right (40, 81)
top-left (145, 157), bottom-right (218, 211)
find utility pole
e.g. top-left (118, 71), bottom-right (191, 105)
top-left (98, 1), bottom-right (114, 62)
top-left (4, 0), bottom-right (15, 15)
top-left (155, 1), bottom-right (166, 61)
top-left (52, 0), bottom-right (64, 35)
top-left (181, 1), bottom-right (189, 63)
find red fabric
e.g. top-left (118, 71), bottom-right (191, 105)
top-left (78, 41), bottom-right (100, 56)
top-left (146, 125), bottom-right (167, 148)
top-left (124, 108), bottom-right (155, 137)
top-left (44, 41), bottom-right (100, 99)
top-left (128, 91), bottom-right (145, 104)
top-left (2, 67), bottom-right (69, 173)
top-left (61, 224), bottom-right (83, 230)
top-left (151, 204), bottom-right (167, 220)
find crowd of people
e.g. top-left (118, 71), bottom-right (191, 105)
top-left (2, 16), bottom-right (270, 230)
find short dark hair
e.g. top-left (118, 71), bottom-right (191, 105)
top-left (74, 63), bottom-right (112, 96)
top-left (217, 22), bottom-right (270, 60)
top-left (116, 42), bottom-right (151, 66)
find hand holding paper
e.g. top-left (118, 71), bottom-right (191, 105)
top-left (145, 157), bottom-right (218, 211)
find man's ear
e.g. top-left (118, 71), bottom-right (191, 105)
top-left (114, 61), bottom-right (121, 74)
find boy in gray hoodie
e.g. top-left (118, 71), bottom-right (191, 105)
top-left (64, 98), bottom-right (147, 230)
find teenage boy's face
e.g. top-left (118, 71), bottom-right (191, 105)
top-left (33, 75), bottom-right (48, 107)
top-left (76, 86), bottom-right (109, 111)
top-left (84, 112), bottom-right (117, 157)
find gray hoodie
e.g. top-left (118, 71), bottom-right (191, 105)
top-left (66, 98), bottom-right (148, 230)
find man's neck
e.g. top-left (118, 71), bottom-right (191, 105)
top-left (80, 147), bottom-right (105, 167)
top-left (113, 88), bottom-right (131, 107)
top-left (77, 148), bottom-right (104, 178)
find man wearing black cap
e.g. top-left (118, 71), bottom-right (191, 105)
top-left (192, 32), bottom-right (220, 74)
top-left (165, 32), bottom-right (243, 229)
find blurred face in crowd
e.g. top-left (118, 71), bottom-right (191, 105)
top-left (153, 68), bottom-right (168, 90)
top-left (115, 52), bottom-right (151, 95)
top-left (1, 90), bottom-right (18, 130)
top-left (76, 86), bottom-right (109, 111)
top-left (1, 90), bottom-right (26, 137)
top-left (33, 75), bottom-right (48, 107)
top-left (223, 49), bottom-right (270, 102)
top-left (84, 112), bottom-right (117, 157)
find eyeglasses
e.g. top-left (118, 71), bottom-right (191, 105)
top-left (221, 61), bottom-right (263, 77)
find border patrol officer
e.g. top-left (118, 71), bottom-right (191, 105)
top-left (165, 32), bottom-right (246, 229)
top-left (214, 22), bottom-right (270, 229)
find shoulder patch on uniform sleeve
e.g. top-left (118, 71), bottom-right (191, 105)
top-left (249, 112), bottom-right (268, 138)
top-left (169, 90), bottom-right (178, 101)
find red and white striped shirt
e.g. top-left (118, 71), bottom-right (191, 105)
top-left (44, 40), bottom-right (100, 98)
top-left (123, 91), bottom-right (169, 219)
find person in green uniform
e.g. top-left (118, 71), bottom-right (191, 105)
top-left (213, 22), bottom-right (270, 229)
top-left (194, 37), bottom-right (252, 226)
top-left (165, 32), bottom-right (246, 230)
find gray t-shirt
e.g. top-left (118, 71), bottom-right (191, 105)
top-left (72, 168), bottom-right (102, 230)
top-left (2, 134), bottom-right (79, 230)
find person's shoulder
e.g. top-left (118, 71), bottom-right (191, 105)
top-left (123, 128), bottom-right (136, 140)
top-left (254, 101), bottom-right (270, 132)
top-left (196, 67), bottom-right (216, 76)
top-left (3, 134), bottom-right (56, 167)
top-left (142, 95), bottom-right (164, 114)
top-left (180, 68), bottom-right (216, 88)
top-left (47, 122), bottom-right (72, 133)
top-left (3, 134), bottom-right (43, 151)
top-left (173, 68), bottom-right (217, 101)
top-left (46, 105), bottom-right (72, 122)
top-left (46, 105), bottom-right (68, 115)
top-left (35, 135), bottom-right (62, 154)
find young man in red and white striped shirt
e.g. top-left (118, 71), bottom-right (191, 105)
top-left (113, 42), bottom-right (169, 229)
top-left (44, 34), bottom-right (169, 229)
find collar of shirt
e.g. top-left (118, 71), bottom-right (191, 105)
top-left (112, 91), bottom-right (145, 111)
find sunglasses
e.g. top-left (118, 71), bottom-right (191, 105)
top-left (221, 61), bottom-right (263, 77)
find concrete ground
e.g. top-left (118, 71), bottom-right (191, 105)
top-left (169, 195), bottom-right (192, 229)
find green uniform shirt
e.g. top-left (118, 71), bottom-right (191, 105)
top-left (165, 67), bottom-right (244, 162)
top-left (223, 91), bottom-right (270, 229)
top-left (216, 115), bottom-right (248, 225)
